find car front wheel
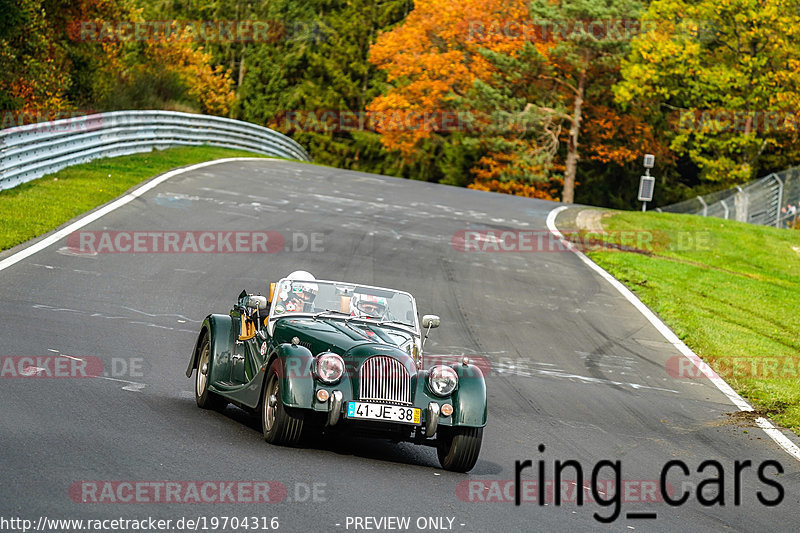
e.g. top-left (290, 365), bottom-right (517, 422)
top-left (262, 362), bottom-right (304, 445)
top-left (437, 426), bottom-right (483, 472)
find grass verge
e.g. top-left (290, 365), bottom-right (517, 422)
top-left (577, 210), bottom-right (800, 433)
top-left (0, 146), bottom-right (271, 252)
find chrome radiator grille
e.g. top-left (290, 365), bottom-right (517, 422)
top-left (359, 356), bottom-right (411, 404)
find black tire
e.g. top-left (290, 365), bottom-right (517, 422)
top-left (437, 426), bottom-right (483, 472)
top-left (262, 361), bottom-right (304, 445)
top-left (195, 332), bottom-right (226, 409)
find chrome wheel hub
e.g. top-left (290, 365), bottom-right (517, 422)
top-left (196, 344), bottom-right (209, 397)
top-left (264, 379), bottom-right (279, 431)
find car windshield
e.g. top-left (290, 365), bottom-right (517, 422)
top-left (270, 279), bottom-right (418, 330)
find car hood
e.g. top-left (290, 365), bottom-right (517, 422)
top-left (273, 317), bottom-right (412, 361)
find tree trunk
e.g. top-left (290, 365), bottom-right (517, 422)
top-left (562, 59), bottom-right (587, 204)
top-left (238, 52), bottom-right (246, 88)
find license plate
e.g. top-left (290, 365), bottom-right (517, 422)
top-left (346, 402), bottom-right (421, 425)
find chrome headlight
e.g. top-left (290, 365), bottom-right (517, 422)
top-left (316, 352), bottom-right (345, 384)
top-left (428, 365), bottom-right (458, 396)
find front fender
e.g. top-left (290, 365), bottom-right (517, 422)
top-left (450, 363), bottom-right (487, 427)
top-left (269, 344), bottom-right (316, 409)
top-left (185, 314), bottom-right (234, 379)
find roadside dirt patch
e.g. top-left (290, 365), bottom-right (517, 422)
top-left (722, 408), bottom-right (788, 427)
top-left (574, 208), bottom-right (611, 232)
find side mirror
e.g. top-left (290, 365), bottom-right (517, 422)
top-left (422, 315), bottom-right (440, 329)
top-left (246, 295), bottom-right (268, 311)
top-left (421, 315), bottom-right (440, 351)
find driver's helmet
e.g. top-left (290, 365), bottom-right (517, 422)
top-left (292, 282), bottom-right (318, 304)
top-left (350, 294), bottom-right (388, 318)
top-left (285, 270), bottom-right (318, 311)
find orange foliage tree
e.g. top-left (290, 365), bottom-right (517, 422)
top-left (1, 0), bottom-right (234, 124)
top-left (369, 0), bottom-right (661, 201)
top-left (92, 15), bottom-right (235, 115)
top-left (368, 0), bottom-right (529, 152)
top-left (0, 0), bottom-right (72, 117)
top-left (140, 33), bottom-right (235, 116)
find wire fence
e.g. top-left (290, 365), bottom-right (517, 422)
top-left (0, 110), bottom-right (311, 191)
top-left (656, 166), bottom-right (800, 229)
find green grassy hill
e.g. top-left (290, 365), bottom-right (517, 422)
top-left (579, 210), bottom-right (800, 433)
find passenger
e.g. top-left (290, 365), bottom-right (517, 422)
top-left (350, 294), bottom-right (388, 318)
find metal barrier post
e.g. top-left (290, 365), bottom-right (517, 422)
top-left (769, 174), bottom-right (784, 228)
top-left (698, 196), bottom-right (708, 217)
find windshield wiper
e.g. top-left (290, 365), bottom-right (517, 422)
top-left (376, 320), bottom-right (415, 329)
top-left (345, 315), bottom-right (384, 323)
top-left (312, 309), bottom-right (351, 320)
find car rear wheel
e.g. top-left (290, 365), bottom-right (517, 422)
top-left (262, 362), bottom-right (304, 445)
top-left (195, 332), bottom-right (226, 409)
top-left (437, 426), bottom-right (483, 472)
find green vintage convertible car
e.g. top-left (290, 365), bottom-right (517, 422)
top-left (186, 271), bottom-right (486, 472)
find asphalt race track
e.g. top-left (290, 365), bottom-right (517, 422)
top-left (1, 159), bottom-right (798, 532)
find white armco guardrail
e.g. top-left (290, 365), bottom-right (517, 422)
top-left (0, 110), bottom-right (311, 191)
top-left (657, 166), bottom-right (800, 229)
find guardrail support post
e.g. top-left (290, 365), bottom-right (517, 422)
top-left (769, 174), bottom-right (784, 228)
top-left (697, 196), bottom-right (708, 217)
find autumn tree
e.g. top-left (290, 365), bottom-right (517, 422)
top-left (523, 0), bottom-right (645, 202)
top-left (0, 0), bottom-right (235, 123)
top-left (100, 31), bottom-right (235, 115)
top-left (368, 0), bottom-right (543, 190)
top-left (138, 0), bottom-right (261, 93)
top-left (85, 2), bottom-right (236, 115)
top-left (616, 0), bottom-right (800, 185)
top-left (368, 0), bottom-right (528, 154)
top-left (368, 0), bottom-right (658, 202)
top-left (236, 0), bottom-right (413, 172)
top-left (0, 0), bottom-right (72, 116)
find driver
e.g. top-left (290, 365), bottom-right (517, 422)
top-left (278, 271), bottom-right (319, 313)
top-left (350, 294), bottom-right (388, 318)
top-left (285, 283), bottom-right (317, 312)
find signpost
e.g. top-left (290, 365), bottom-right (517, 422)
top-left (638, 154), bottom-right (656, 212)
